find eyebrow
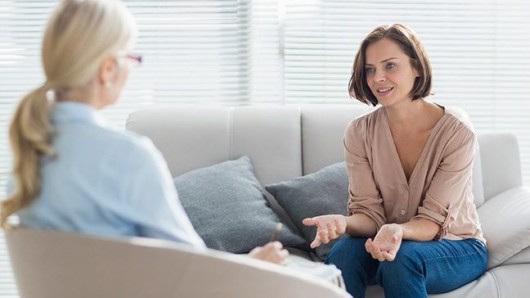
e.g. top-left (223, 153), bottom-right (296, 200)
top-left (365, 57), bottom-right (398, 66)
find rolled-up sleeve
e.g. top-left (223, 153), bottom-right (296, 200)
top-left (344, 119), bottom-right (386, 231)
top-left (413, 126), bottom-right (476, 240)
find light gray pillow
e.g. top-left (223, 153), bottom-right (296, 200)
top-left (173, 156), bottom-right (306, 254)
top-left (265, 162), bottom-right (349, 260)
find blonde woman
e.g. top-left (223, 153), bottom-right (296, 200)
top-left (1, 0), bottom-right (286, 265)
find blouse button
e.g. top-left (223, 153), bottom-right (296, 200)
top-left (400, 209), bottom-right (406, 215)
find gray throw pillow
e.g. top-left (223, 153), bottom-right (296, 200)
top-left (173, 156), bottom-right (306, 253)
top-left (265, 162), bottom-right (349, 260)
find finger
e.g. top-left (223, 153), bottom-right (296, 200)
top-left (382, 251), bottom-right (395, 262)
top-left (327, 222), bottom-right (338, 239)
top-left (334, 218), bottom-right (346, 234)
top-left (272, 241), bottom-right (283, 248)
top-left (249, 246), bottom-right (261, 255)
top-left (310, 237), bottom-right (322, 249)
top-left (302, 218), bottom-right (316, 226)
top-left (369, 241), bottom-right (384, 261)
top-left (365, 238), bottom-right (378, 253)
top-left (271, 248), bottom-right (289, 264)
top-left (365, 238), bottom-right (373, 253)
top-left (279, 249), bottom-right (289, 259)
top-left (376, 245), bottom-right (388, 262)
top-left (373, 248), bottom-right (384, 261)
top-left (319, 228), bottom-right (330, 244)
top-left (316, 220), bottom-right (327, 243)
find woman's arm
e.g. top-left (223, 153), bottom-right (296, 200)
top-left (364, 219), bottom-right (439, 261)
top-left (303, 213), bottom-right (378, 248)
top-left (412, 126), bottom-right (476, 240)
top-left (344, 118), bottom-right (387, 231)
top-left (345, 213), bottom-right (378, 237)
top-left (399, 218), bottom-right (440, 241)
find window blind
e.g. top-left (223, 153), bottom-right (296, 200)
top-left (1, 2), bottom-right (56, 296)
top-left (1, 1), bottom-right (530, 297)
top-left (282, 0), bottom-right (530, 184)
top-left (0, 1), bottom-right (253, 297)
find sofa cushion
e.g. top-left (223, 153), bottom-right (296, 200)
top-left (173, 156), bottom-right (306, 254)
top-left (477, 187), bottom-right (530, 269)
top-left (265, 162), bottom-right (349, 260)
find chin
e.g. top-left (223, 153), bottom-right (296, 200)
top-left (376, 97), bottom-right (395, 107)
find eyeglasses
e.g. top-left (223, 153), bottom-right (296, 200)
top-left (125, 53), bottom-right (142, 66)
top-left (117, 52), bottom-right (142, 67)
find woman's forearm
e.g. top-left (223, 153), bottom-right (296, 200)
top-left (399, 219), bottom-right (440, 241)
top-left (344, 213), bottom-right (378, 237)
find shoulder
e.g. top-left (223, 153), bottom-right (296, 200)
top-left (345, 107), bottom-right (384, 141)
top-left (443, 106), bottom-right (475, 138)
top-left (95, 126), bottom-right (163, 168)
top-left (345, 107), bottom-right (383, 138)
top-left (444, 106), bottom-right (474, 132)
top-left (439, 106), bottom-right (476, 151)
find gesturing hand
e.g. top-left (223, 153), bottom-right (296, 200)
top-left (302, 215), bottom-right (347, 248)
top-left (365, 223), bottom-right (403, 261)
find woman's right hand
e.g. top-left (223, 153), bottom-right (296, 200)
top-left (249, 241), bottom-right (289, 265)
top-left (302, 215), bottom-right (347, 248)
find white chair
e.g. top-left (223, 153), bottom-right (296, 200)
top-left (5, 228), bottom-right (350, 298)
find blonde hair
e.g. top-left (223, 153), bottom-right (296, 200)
top-left (1, 0), bottom-right (136, 228)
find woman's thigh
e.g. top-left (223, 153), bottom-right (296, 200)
top-left (326, 237), bottom-right (379, 286)
top-left (391, 238), bottom-right (488, 294)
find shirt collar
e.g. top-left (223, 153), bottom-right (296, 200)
top-left (51, 101), bottom-right (107, 126)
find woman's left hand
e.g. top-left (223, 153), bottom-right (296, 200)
top-left (365, 223), bottom-right (403, 262)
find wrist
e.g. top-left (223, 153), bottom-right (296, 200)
top-left (391, 223), bottom-right (405, 236)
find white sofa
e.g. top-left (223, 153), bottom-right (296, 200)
top-left (124, 104), bottom-right (530, 298)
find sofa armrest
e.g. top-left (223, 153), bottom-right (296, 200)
top-left (478, 187), bottom-right (530, 269)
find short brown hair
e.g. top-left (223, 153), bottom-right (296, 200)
top-left (348, 24), bottom-right (432, 106)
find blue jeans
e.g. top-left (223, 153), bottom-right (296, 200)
top-left (325, 237), bottom-right (488, 298)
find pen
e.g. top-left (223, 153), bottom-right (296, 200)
top-left (271, 222), bottom-right (283, 242)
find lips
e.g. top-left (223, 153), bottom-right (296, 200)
top-left (377, 87), bottom-right (394, 94)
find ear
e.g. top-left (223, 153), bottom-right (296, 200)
top-left (98, 55), bottom-right (118, 86)
top-left (410, 58), bottom-right (420, 78)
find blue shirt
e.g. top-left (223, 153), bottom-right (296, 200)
top-left (15, 102), bottom-right (206, 249)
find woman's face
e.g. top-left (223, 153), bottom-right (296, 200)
top-left (364, 38), bottom-right (419, 107)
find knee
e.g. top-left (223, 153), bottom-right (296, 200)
top-left (376, 246), bottom-right (422, 283)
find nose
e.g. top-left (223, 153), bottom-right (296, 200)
top-left (374, 69), bottom-right (386, 82)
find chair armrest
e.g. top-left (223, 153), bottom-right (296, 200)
top-left (7, 228), bottom-right (351, 298)
top-left (478, 187), bottom-right (530, 269)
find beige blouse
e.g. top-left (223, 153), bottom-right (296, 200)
top-left (344, 106), bottom-right (485, 243)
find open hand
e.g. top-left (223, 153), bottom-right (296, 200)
top-left (249, 241), bottom-right (289, 265)
top-left (302, 215), bottom-right (347, 248)
top-left (365, 223), bottom-right (403, 261)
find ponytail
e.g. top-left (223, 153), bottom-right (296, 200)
top-left (0, 84), bottom-right (55, 228)
top-left (1, 0), bottom-right (136, 228)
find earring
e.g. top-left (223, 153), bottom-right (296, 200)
top-left (104, 81), bottom-right (113, 89)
